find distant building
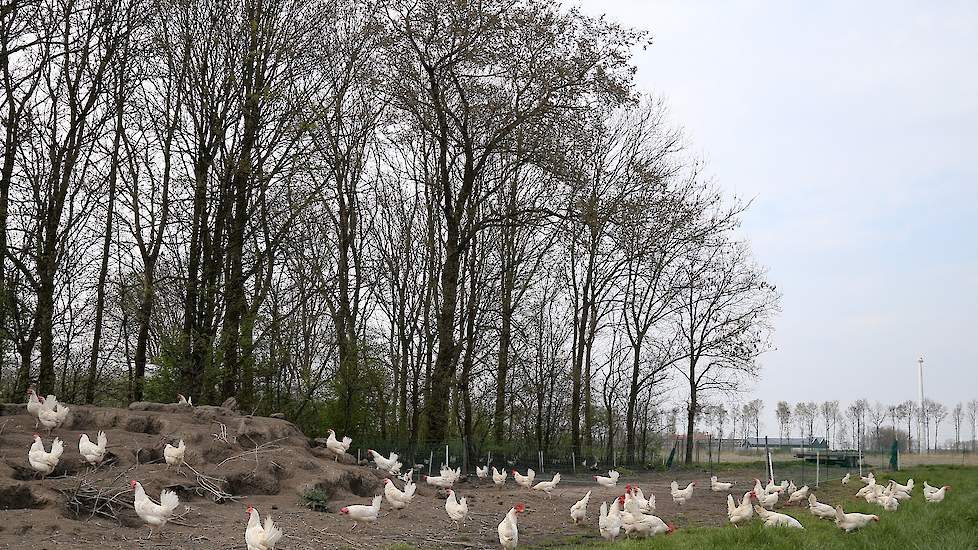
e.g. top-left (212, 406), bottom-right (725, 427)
top-left (740, 437), bottom-right (828, 450)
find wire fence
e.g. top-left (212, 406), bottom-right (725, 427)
top-left (348, 435), bottom-right (973, 480)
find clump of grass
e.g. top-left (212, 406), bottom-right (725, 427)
top-left (299, 487), bottom-right (331, 512)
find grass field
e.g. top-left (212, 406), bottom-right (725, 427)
top-left (545, 465), bottom-right (978, 550)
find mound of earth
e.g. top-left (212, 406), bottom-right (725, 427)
top-left (0, 401), bottom-right (384, 538)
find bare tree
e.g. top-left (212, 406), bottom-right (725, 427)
top-left (775, 400), bottom-right (791, 440)
top-left (675, 236), bottom-right (780, 463)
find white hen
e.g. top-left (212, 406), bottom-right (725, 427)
top-left (131, 480), bottom-right (180, 539)
top-left (164, 439), bottom-right (186, 468)
top-left (37, 397), bottom-right (69, 433)
top-left (727, 492), bottom-right (753, 526)
top-left (324, 429), bottom-right (352, 460)
top-left (26, 389), bottom-right (44, 428)
top-left (711, 475), bottom-right (734, 492)
top-left (532, 473), bottom-right (561, 498)
top-left (340, 495), bottom-right (382, 531)
top-left (593, 470), bottom-right (620, 488)
top-left (808, 494), bottom-right (836, 519)
top-left (513, 468), bottom-right (535, 488)
top-left (245, 505), bottom-right (283, 550)
top-left (445, 490), bottom-right (468, 528)
top-left (754, 505), bottom-right (804, 529)
top-left (497, 503), bottom-right (524, 549)
top-left (834, 505), bottom-right (878, 532)
top-left (570, 490), bottom-right (590, 524)
top-left (476, 465), bottom-right (489, 478)
top-left (492, 466), bottom-right (508, 486)
top-left (924, 484), bottom-right (950, 503)
top-left (599, 498), bottom-right (623, 541)
top-left (78, 431), bottom-right (108, 465)
top-left (28, 434), bottom-right (63, 478)
top-left (670, 481), bottom-right (696, 505)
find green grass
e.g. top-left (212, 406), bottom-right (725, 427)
top-left (543, 465), bottom-right (978, 550)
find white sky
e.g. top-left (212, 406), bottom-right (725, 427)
top-left (574, 0), bottom-right (978, 437)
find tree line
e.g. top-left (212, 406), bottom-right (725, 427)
top-left (0, 0), bottom-right (780, 464)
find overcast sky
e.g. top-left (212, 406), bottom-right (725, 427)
top-left (574, 0), bottom-right (978, 437)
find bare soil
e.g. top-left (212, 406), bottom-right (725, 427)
top-left (0, 403), bottom-right (771, 549)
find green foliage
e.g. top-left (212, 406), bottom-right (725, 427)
top-left (299, 487), bottom-right (330, 512)
top-left (548, 465), bottom-right (978, 550)
top-left (141, 332), bottom-right (184, 403)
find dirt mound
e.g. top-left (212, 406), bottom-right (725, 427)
top-left (0, 401), bottom-right (380, 506)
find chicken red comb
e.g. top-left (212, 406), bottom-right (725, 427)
top-left (667, 523), bottom-right (676, 534)
top-left (129, 480), bottom-right (137, 488)
top-left (32, 432), bottom-right (39, 437)
top-left (339, 507), bottom-right (349, 514)
top-left (246, 505), bottom-right (253, 513)
top-left (514, 503), bottom-right (525, 512)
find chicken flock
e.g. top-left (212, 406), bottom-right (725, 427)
top-left (19, 388), bottom-right (953, 549)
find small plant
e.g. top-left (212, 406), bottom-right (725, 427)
top-left (299, 487), bottom-right (331, 512)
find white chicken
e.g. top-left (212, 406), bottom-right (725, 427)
top-left (245, 505), bottom-right (283, 550)
top-left (751, 489), bottom-right (778, 509)
top-left (131, 480), bottom-right (180, 539)
top-left (629, 485), bottom-right (655, 513)
top-left (765, 479), bottom-right (787, 494)
top-left (670, 481), bottom-right (695, 505)
top-left (727, 492), bottom-right (753, 526)
top-left (570, 490), bottom-right (590, 524)
top-left (855, 479), bottom-right (877, 498)
top-left (383, 478), bottom-right (416, 510)
top-left (593, 470), bottom-right (620, 488)
top-left (924, 484), bottom-right (950, 503)
top-left (532, 473), bottom-right (560, 498)
top-left (834, 505), bottom-right (878, 532)
top-left (841, 473), bottom-right (851, 485)
top-left (786, 485), bottom-right (810, 505)
top-left (513, 468), bottom-right (535, 488)
top-left (497, 503), bottom-right (524, 550)
top-left (176, 394), bottom-right (193, 407)
top-left (624, 485), bottom-right (655, 514)
top-left (398, 470), bottom-right (413, 483)
top-left (339, 495), bottom-right (382, 531)
top-left (599, 498), bottom-right (622, 541)
top-left (890, 478), bottom-right (913, 493)
top-left (711, 475), bottom-right (734, 492)
top-left (37, 396), bottom-right (69, 433)
top-left (367, 449), bottom-right (401, 474)
top-left (26, 389), bottom-right (44, 428)
top-left (78, 431), bottom-right (108, 466)
top-left (876, 492), bottom-right (899, 512)
top-left (923, 480), bottom-right (940, 496)
top-left (324, 429), bottom-right (352, 460)
top-left (754, 505), bottom-right (804, 529)
top-left (164, 439), bottom-right (186, 469)
top-left (621, 494), bottom-right (674, 537)
top-left (28, 434), bottom-right (63, 478)
top-left (423, 472), bottom-right (455, 489)
top-left (860, 472), bottom-right (875, 485)
top-left (807, 494), bottom-right (836, 519)
top-left (476, 465), bottom-right (489, 478)
top-left (492, 466), bottom-right (508, 486)
top-left (445, 490), bottom-right (468, 528)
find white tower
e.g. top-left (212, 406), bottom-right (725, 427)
top-left (917, 356), bottom-right (924, 454)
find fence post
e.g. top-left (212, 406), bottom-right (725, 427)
top-left (539, 450), bottom-right (544, 474)
top-left (816, 451), bottom-right (820, 488)
top-left (572, 451), bottom-right (576, 475)
top-left (463, 436), bottom-right (468, 476)
top-left (488, 450), bottom-right (492, 466)
top-left (428, 450), bottom-right (434, 476)
top-left (801, 438), bottom-right (806, 486)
